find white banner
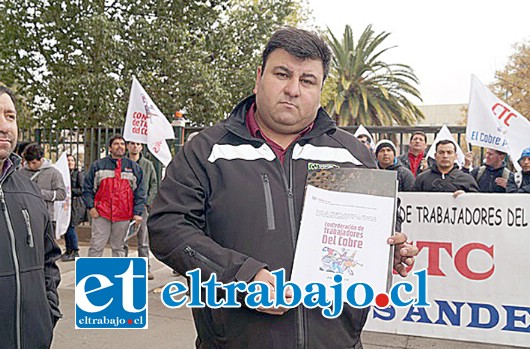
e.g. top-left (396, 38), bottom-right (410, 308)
top-left (466, 75), bottom-right (530, 171)
top-left (425, 124), bottom-right (466, 167)
top-left (365, 192), bottom-right (530, 347)
top-left (53, 152), bottom-right (71, 239)
top-left (123, 76), bottom-right (175, 166)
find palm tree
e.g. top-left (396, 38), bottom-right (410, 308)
top-left (325, 25), bottom-right (424, 127)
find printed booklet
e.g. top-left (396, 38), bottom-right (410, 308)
top-left (291, 167), bottom-right (398, 298)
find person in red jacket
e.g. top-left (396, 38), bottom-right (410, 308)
top-left (83, 134), bottom-right (146, 257)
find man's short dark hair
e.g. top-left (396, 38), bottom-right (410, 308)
top-left (0, 85), bottom-right (17, 112)
top-left (410, 131), bottom-right (427, 143)
top-left (22, 143), bottom-right (44, 161)
top-left (108, 134), bottom-right (125, 147)
top-left (435, 139), bottom-right (456, 152)
top-left (261, 27), bottom-right (332, 83)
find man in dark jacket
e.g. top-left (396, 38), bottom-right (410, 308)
top-left (398, 131), bottom-right (429, 177)
top-left (83, 134), bottom-right (146, 257)
top-left (0, 86), bottom-right (62, 348)
top-left (413, 139), bottom-right (479, 194)
top-left (375, 139), bottom-right (414, 191)
top-left (507, 146), bottom-right (530, 193)
top-left (462, 148), bottom-right (511, 193)
top-left (148, 28), bottom-right (418, 349)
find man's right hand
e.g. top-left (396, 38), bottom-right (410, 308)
top-left (89, 207), bottom-right (99, 219)
top-left (252, 269), bottom-right (293, 315)
top-left (464, 151), bottom-right (473, 169)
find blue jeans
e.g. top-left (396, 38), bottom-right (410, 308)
top-left (64, 224), bottom-right (79, 251)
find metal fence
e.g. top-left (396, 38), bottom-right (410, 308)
top-left (17, 124), bottom-right (470, 172)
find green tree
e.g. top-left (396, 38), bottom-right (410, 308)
top-left (0, 0), bottom-right (305, 128)
top-left (324, 25), bottom-right (424, 127)
top-left (491, 41), bottom-right (530, 120)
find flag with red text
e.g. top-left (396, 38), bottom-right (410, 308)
top-left (466, 75), bottom-right (530, 171)
top-left (123, 77), bottom-right (175, 166)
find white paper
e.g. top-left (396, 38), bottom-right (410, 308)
top-left (291, 185), bottom-right (394, 298)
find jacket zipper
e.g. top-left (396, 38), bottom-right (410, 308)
top-left (0, 187), bottom-right (22, 349)
top-left (22, 209), bottom-right (34, 247)
top-left (184, 245), bottom-right (223, 274)
top-left (261, 174), bottom-right (276, 230)
top-left (280, 148), bottom-right (306, 349)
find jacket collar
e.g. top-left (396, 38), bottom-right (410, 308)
top-left (0, 153), bottom-right (21, 183)
top-left (431, 163), bottom-right (459, 175)
top-left (224, 95), bottom-right (337, 142)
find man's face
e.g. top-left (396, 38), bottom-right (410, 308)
top-left (520, 157), bottom-right (530, 172)
top-left (410, 134), bottom-right (427, 153)
top-left (109, 138), bottom-right (126, 158)
top-left (253, 48), bottom-right (324, 137)
top-left (0, 93), bottom-right (17, 164)
top-left (377, 147), bottom-right (395, 168)
top-left (26, 158), bottom-right (43, 171)
top-left (127, 141), bottom-right (143, 156)
top-left (435, 143), bottom-right (457, 171)
top-left (485, 148), bottom-right (504, 168)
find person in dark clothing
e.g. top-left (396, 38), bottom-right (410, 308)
top-left (507, 146), bottom-right (530, 193)
top-left (61, 154), bottom-right (85, 261)
top-left (148, 27), bottom-right (418, 349)
top-left (398, 131), bottom-right (429, 177)
top-left (413, 139), bottom-right (479, 194)
top-left (463, 148), bottom-right (511, 193)
top-left (0, 86), bottom-right (62, 348)
top-left (375, 139), bottom-right (414, 191)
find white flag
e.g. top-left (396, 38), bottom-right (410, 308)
top-left (53, 152), bottom-right (71, 239)
top-left (466, 75), bottom-right (530, 171)
top-left (353, 124), bottom-right (375, 150)
top-left (124, 76), bottom-right (175, 166)
top-left (426, 124), bottom-right (466, 167)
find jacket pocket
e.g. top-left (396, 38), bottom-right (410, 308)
top-left (22, 209), bottom-right (34, 247)
top-left (261, 174), bottom-right (276, 231)
top-left (184, 245), bottom-right (223, 274)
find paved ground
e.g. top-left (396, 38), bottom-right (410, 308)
top-left (51, 244), bottom-right (525, 349)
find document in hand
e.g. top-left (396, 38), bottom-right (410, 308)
top-left (291, 168), bottom-right (398, 298)
top-left (124, 220), bottom-right (140, 243)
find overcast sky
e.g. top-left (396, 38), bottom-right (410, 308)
top-left (308, 0), bottom-right (530, 106)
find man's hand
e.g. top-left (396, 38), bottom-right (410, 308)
top-left (453, 190), bottom-right (465, 198)
top-left (133, 215), bottom-right (142, 226)
top-left (252, 269), bottom-right (292, 315)
top-left (89, 207), bottom-right (99, 219)
top-left (464, 151), bottom-right (473, 169)
top-left (388, 232), bottom-right (418, 277)
top-left (495, 177), bottom-right (508, 188)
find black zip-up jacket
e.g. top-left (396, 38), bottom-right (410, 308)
top-left (0, 154), bottom-right (62, 349)
top-left (148, 96), bottom-right (379, 348)
top-left (412, 164), bottom-right (479, 192)
top-left (379, 161), bottom-right (415, 191)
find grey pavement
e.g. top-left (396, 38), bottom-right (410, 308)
top-left (51, 244), bottom-right (524, 349)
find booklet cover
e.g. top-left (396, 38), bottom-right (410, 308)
top-left (291, 168), bottom-right (398, 298)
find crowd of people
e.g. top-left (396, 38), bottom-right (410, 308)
top-left (1, 26), bottom-right (529, 348)
top-left (359, 130), bottom-right (530, 195)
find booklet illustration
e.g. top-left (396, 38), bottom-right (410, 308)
top-left (291, 167), bottom-right (398, 298)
